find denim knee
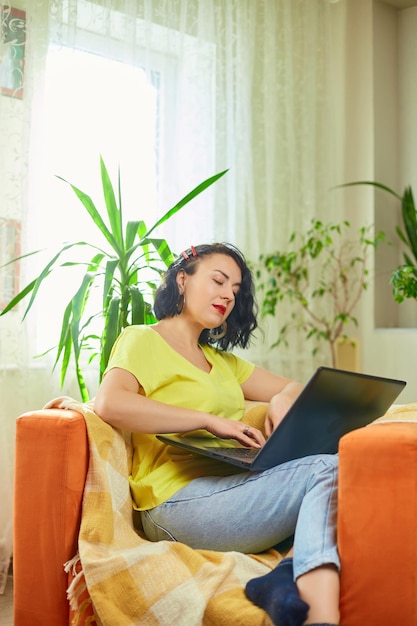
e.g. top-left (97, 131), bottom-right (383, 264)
top-left (141, 509), bottom-right (177, 542)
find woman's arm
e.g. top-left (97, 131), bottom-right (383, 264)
top-left (94, 367), bottom-right (265, 447)
top-left (241, 366), bottom-right (304, 436)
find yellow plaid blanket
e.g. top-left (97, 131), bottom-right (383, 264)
top-left (56, 398), bottom-right (281, 626)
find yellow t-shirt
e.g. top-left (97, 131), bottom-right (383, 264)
top-left (105, 325), bottom-right (255, 510)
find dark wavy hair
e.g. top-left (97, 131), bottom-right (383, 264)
top-left (153, 243), bottom-right (258, 350)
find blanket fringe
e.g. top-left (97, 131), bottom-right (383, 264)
top-left (64, 553), bottom-right (98, 625)
top-left (64, 553), bottom-right (87, 610)
top-left (64, 553), bottom-right (81, 577)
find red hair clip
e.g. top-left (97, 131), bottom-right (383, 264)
top-left (181, 246), bottom-right (198, 261)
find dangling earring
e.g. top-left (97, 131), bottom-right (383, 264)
top-left (176, 290), bottom-right (185, 314)
top-left (208, 321), bottom-right (227, 340)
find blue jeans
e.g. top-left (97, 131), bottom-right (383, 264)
top-left (140, 453), bottom-right (339, 579)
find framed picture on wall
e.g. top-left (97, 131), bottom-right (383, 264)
top-left (0, 5), bottom-right (26, 99)
top-left (0, 219), bottom-right (20, 309)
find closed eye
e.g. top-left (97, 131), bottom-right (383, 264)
top-left (212, 270), bottom-right (241, 295)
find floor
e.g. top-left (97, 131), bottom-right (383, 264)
top-left (0, 576), bottom-right (13, 626)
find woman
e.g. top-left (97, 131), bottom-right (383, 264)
top-left (94, 243), bottom-right (340, 626)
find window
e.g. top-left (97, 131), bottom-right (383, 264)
top-left (26, 3), bottom-right (217, 357)
top-left (41, 44), bottom-right (160, 237)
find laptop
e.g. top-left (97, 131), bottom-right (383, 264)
top-left (157, 366), bottom-right (406, 471)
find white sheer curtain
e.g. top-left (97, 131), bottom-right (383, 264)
top-left (0, 0), bottom-right (343, 591)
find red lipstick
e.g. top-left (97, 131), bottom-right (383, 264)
top-left (213, 304), bottom-right (226, 315)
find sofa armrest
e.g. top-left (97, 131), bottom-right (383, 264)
top-left (14, 409), bottom-right (88, 626)
top-left (338, 421), bottom-right (417, 626)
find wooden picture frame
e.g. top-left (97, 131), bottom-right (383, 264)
top-left (1, 5), bottom-right (26, 99)
top-left (0, 218), bottom-right (20, 308)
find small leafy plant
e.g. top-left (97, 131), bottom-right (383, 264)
top-left (0, 157), bottom-right (228, 400)
top-left (339, 181), bottom-right (417, 303)
top-left (256, 219), bottom-right (385, 367)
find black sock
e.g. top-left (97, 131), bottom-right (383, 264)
top-left (245, 557), bottom-right (309, 626)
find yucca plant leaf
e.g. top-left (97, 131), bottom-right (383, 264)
top-left (134, 245), bottom-right (172, 279)
top-left (70, 273), bottom-right (95, 361)
top-left (124, 220), bottom-right (148, 263)
top-left (87, 252), bottom-right (106, 272)
top-left (0, 277), bottom-right (38, 315)
top-left (145, 307), bottom-right (156, 324)
top-left (21, 243), bottom-right (85, 319)
top-left (15, 242), bottom-right (99, 320)
top-left (58, 330), bottom-right (72, 390)
top-left (395, 226), bottom-right (408, 246)
top-left (403, 251), bottom-right (415, 267)
top-left (74, 359), bottom-right (89, 402)
top-left (61, 252), bottom-right (106, 271)
top-left (144, 169), bottom-right (229, 238)
top-left (130, 286), bottom-right (145, 325)
top-left (127, 266), bottom-right (139, 286)
top-left (402, 186), bottom-right (417, 263)
top-left (0, 248), bottom-right (44, 268)
top-left (56, 176), bottom-right (121, 254)
top-left (125, 220), bottom-right (142, 250)
top-left (103, 258), bottom-right (119, 308)
top-left (336, 180), bottom-right (403, 201)
top-left (138, 238), bottom-right (152, 266)
top-left (142, 237), bottom-right (176, 266)
top-left (100, 296), bottom-right (121, 377)
top-left (100, 156), bottom-right (124, 250)
top-left (79, 314), bottom-right (100, 337)
top-left (53, 299), bottom-right (73, 370)
top-left (137, 220), bottom-right (147, 237)
top-left (124, 231), bottom-right (164, 269)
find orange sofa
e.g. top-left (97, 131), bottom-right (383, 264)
top-left (13, 404), bottom-right (417, 626)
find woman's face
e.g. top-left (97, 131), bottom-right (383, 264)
top-left (177, 253), bottom-right (242, 329)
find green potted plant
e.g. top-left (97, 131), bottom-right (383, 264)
top-left (339, 181), bottom-right (417, 303)
top-left (0, 157), bottom-right (228, 400)
top-left (256, 219), bottom-right (385, 368)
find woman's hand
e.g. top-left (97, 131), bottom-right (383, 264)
top-left (205, 415), bottom-right (265, 448)
top-left (264, 385), bottom-right (302, 437)
top-left (241, 368), bottom-right (303, 439)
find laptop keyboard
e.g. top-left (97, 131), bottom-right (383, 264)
top-left (208, 447), bottom-right (258, 460)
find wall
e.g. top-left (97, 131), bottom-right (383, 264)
top-left (343, 0), bottom-right (417, 403)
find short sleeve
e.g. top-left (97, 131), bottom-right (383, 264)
top-left (214, 349), bottom-right (255, 384)
top-left (104, 326), bottom-right (158, 393)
